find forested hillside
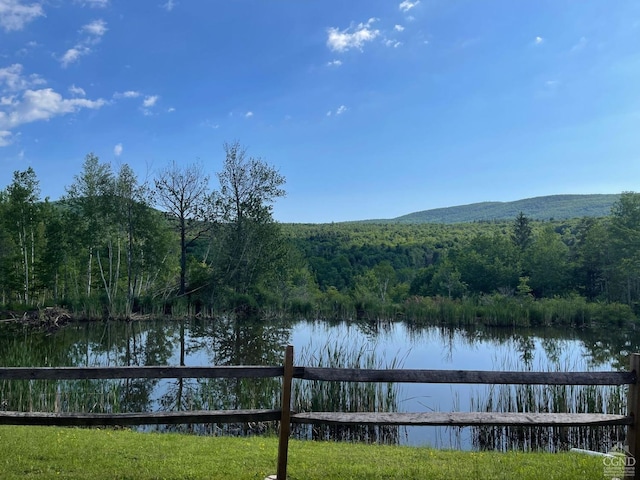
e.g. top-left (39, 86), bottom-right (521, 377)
top-left (385, 194), bottom-right (619, 223)
top-left (1, 155), bottom-right (638, 328)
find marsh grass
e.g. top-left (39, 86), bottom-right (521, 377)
top-left (469, 355), bottom-right (627, 452)
top-left (291, 337), bottom-right (403, 444)
top-left (403, 294), bottom-right (636, 328)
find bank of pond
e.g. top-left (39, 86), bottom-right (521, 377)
top-left (0, 314), bottom-right (636, 455)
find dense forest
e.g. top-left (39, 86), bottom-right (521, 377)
top-left (1, 149), bottom-right (639, 328)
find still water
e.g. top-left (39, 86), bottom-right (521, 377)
top-left (0, 317), bottom-right (636, 450)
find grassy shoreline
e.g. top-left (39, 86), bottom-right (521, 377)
top-left (0, 426), bottom-right (609, 479)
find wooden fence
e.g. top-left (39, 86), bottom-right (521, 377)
top-left (0, 346), bottom-right (639, 480)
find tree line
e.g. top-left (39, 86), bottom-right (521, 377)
top-left (0, 142), bottom-right (286, 318)
top-left (1, 146), bottom-right (640, 326)
top-left (285, 195), bottom-right (640, 325)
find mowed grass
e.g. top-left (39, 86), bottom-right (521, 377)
top-left (0, 426), bottom-right (607, 479)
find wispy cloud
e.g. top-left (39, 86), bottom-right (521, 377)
top-left (141, 94), bottom-right (159, 115)
top-left (384, 39), bottom-right (402, 48)
top-left (114, 143), bottom-right (122, 156)
top-left (201, 119), bottom-right (219, 129)
top-left (394, 24), bottom-right (405, 32)
top-left (533, 36), bottom-right (544, 46)
top-left (60, 45), bottom-right (91, 67)
top-left (160, 0), bottom-right (176, 12)
top-left (326, 59), bottom-right (342, 67)
top-left (74, 0), bottom-right (109, 7)
top-left (570, 36), bottom-right (588, 52)
top-left (0, 130), bottom-right (11, 146)
top-left (68, 84), bottom-right (86, 96)
top-left (245, 111), bottom-right (254, 118)
top-left (327, 18), bottom-right (380, 53)
top-left (82, 19), bottom-right (107, 37)
top-left (0, 0), bottom-right (45, 32)
top-left (142, 95), bottom-right (158, 108)
top-left (399, 0), bottom-right (420, 13)
top-left (59, 19), bottom-right (108, 67)
top-left (113, 90), bottom-right (141, 99)
top-left (0, 63), bottom-right (45, 91)
top-left (327, 105), bottom-right (348, 116)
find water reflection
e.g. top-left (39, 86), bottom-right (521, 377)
top-left (0, 317), bottom-right (637, 450)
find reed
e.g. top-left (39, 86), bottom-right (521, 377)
top-left (402, 294), bottom-right (636, 328)
top-left (469, 356), bottom-right (627, 452)
top-left (291, 337), bottom-right (403, 444)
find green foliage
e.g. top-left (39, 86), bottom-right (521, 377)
top-left (1, 155), bottom-right (639, 326)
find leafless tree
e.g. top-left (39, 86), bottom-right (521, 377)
top-left (154, 161), bottom-right (216, 296)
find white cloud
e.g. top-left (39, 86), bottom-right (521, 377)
top-left (82, 19), bottom-right (107, 37)
top-left (68, 84), bottom-right (86, 96)
top-left (114, 143), bottom-right (122, 156)
top-left (113, 90), bottom-right (141, 99)
top-left (60, 45), bottom-right (91, 67)
top-left (0, 95), bottom-right (17, 106)
top-left (0, 87), bottom-right (106, 131)
top-left (384, 39), bottom-right (402, 48)
top-left (245, 111), bottom-right (253, 118)
top-left (0, 130), bottom-right (11, 146)
top-left (1, 67), bottom-right (95, 137)
top-left (167, 107), bottom-right (175, 112)
top-left (394, 24), bottom-right (405, 32)
top-left (327, 105), bottom-right (348, 116)
top-left (141, 95), bottom-right (159, 115)
top-left (58, 19), bottom-right (107, 67)
top-left (142, 95), bottom-right (158, 108)
top-left (399, 1), bottom-right (420, 13)
top-left (534, 36), bottom-right (544, 45)
top-left (327, 18), bottom-right (380, 52)
top-left (327, 59), bottom-right (342, 67)
top-left (0, 0), bottom-right (44, 32)
top-left (0, 63), bottom-right (45, 92)
top-left (74, 0), bottom-right (109, 7)
top-left (161, 0), bottom-right (176, 11)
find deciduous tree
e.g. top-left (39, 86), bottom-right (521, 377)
top-left (212, 142), bottom-right (286, 305)
top-left (154, 161), bottom-right (215, 296)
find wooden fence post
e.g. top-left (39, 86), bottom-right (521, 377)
top-left (627, 353), bottom-right (640, 480)
top-left (276, 345), bottom-right (294, 480)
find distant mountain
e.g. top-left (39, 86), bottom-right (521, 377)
top-left (382, 194), bottom-right (620, 224)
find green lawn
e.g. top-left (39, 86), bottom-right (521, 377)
top-left (0, 426), bottom-right (608, 479)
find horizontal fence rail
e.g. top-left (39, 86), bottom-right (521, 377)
top-left (290, 412), bottom-right (634, 427)
top-left (0, 366), bottom-right (285, 380)
top-left (0, 409), bottom-right (281, 426)
top-left (1, 346), bottom-right (639, 479)
top-left (296, 367), bottom-right (636, 385)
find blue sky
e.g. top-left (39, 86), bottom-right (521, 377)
top-left (1, 0), bottom-right (639, 223)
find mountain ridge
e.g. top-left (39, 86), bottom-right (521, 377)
top-left (362, 194), bottom-right (620, 224)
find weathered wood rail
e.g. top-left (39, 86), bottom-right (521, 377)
top-left (1, 347), bottom-right (639, 480)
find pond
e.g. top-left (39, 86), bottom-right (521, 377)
top-left (0, 317), bottom-right (637, 451)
